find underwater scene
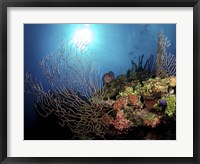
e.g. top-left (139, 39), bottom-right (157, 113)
top-left (24, 24), bottom-right (176, 140)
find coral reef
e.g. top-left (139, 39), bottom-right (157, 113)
top-left (113, 98), bottom-right (127, 110)
top-left (127, 54), bottom-right (155, 82)
top-left (25, 32), bottom-right (176, 140)
top-left (169, 76), bottom-right (176, 87)
top-left (143, 116), bottom-right (161, 128)
top-left (144, 98), bottom-right (158, 111)
top-left (127, 94), bottom-right (141, 107)
top-left (103, 75), bottom-right (176, 130)
top-left (153, 95), bottom-right (176, 117)
top-left (111, 110), bottom-right (130, 131)
top-left (165, 95), bottom-right (176, 117)
top-left (119, 86), bottom-right (134, 97)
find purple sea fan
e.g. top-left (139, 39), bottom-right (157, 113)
top-left (160, 99), bottom-right (167, 108)
top-left (102, 71), bottom-right (115, 85)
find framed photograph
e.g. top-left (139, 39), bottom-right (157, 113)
top-left (1, 0), bottom-right (199, 163)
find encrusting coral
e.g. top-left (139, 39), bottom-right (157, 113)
top-left (111, 110), bottom-right (130, 131)
top-left (113, 98), bottom-right (127, 110)
top-left (119, 86), bottom-right (134, 97)
top-left (165, 95), bottom-right (176, 117)
top-left (103, 74), bottom-right (176, 133)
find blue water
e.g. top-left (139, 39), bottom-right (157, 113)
top-left (24, 24), bottom-right (176, 129)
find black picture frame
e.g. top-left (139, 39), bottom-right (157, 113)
top-left (0, 0), bottom-right (199, 163)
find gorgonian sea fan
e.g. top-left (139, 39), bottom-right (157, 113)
top-left (156, 32), bottom-right (176, 78)
top-left (25, 40), bottom-right (112, 139)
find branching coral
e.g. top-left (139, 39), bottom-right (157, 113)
top-left (156, 32), bottom-right (176, 78)
top-left (25, 40), bottom-right (112, 139)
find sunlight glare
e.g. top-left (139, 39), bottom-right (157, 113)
top-left (73, 28), bottom-right (93, 46)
